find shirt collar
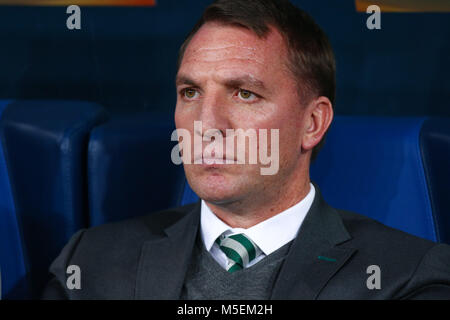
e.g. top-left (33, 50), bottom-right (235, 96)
top-left (200, 183), bottom-right (316, 255)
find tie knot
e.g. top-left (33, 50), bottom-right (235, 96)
top-left (216, 233), bottom-right (261, 273)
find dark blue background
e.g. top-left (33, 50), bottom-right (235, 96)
top-left (0, 0), bottom-right (449, 116)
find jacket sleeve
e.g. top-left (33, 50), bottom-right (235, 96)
top-left (398, 243), bottom-right (450, 300)
top-left (41, 229), bottom-right (87, 300)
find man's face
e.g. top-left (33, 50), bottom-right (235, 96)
top-left (175, 22), bottom-right (308, 207)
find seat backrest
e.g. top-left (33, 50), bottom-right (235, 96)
top-left (0, 100), bottom-right (28, 299)
top-left (419, 118), bottom-right (450, 244)
top-left (0, 100), bottom-right (108, 298)
top-left (87, 113), bottom-right (186, 227)
top-left (311, 116), bottom-right (450, 243)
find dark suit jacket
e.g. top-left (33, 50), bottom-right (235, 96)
top-left (42, 187), bottom-right (450, 299)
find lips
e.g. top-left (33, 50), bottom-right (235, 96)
top-left (193, 148), bottom-right (237, 165)
top-left (202, 157), bottom-right (236, 164)
top-left (193, 155), bottom-right (237, 165)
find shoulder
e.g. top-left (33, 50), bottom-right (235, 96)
top-left (338, 209), bottom-right (438, 257)
top-left (44, 202), bottom-right (199, 299)
top-left (77, 201), bottom-right (199, 250)
top-left (54, 201), bottom-right (199, 274)
top-left (338, 209), bottom-right (450, 294)
top-left (314, 209), bottom-right (450, 299)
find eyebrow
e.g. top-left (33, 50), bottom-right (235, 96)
top-left (176, 74), bottom-right (268, 93)
top-left (223, 75), bottom-right (267, 92)
top-left (175, 75), bottom-right (199, 87)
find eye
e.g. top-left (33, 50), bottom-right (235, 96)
top-left (183, 88), bottom-right (199, 99)
top-left (237, 89), bottom-right (257, 102)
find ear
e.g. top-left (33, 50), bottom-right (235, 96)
top-left (301, 96), bottom-right (333, 152)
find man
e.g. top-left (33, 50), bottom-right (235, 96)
top-left (43, 0), bottom-right (450, 299)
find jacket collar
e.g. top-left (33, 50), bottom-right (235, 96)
top-left (271, 184), bottom-right (356, 299)
top-left (135, 201), bottom-right (201, 299)
top-left (135, 184), bottom-right (356, 300)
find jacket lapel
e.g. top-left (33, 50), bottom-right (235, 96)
top-left (271, 187), bottom-right (356, 300)
top-left (134, 186), bottom-right (355, 300)
top-left (135, 202), bottom-right (200, 299)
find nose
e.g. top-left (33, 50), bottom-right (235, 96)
top-left (195, 90), bottom-right (230, 138)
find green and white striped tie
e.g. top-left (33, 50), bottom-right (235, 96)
top-left (215, 233), bottom-right (261, 273)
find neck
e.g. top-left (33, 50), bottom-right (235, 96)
top-left (205, 170), bottom-right (311, 229)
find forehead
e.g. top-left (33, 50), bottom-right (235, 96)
top-left (180, 22), bottom-right (289, 76)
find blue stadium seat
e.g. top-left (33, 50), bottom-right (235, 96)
top-left (0, 100), bottom-right (27, 299)
top-left (0, 100), bottom-right (108, 298)
top-left (87, 113), bottom-right (186, 227)
top-left (310, 116), bottom-right (450, 244)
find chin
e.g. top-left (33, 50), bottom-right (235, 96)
top-left (187, 170), bottom-right (244, 204)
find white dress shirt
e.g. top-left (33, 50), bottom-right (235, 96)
top-left (200, 183), bottom-right (316, 270)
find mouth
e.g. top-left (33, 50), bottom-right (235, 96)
top-left (193, 156), bottom-right (237, 166)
